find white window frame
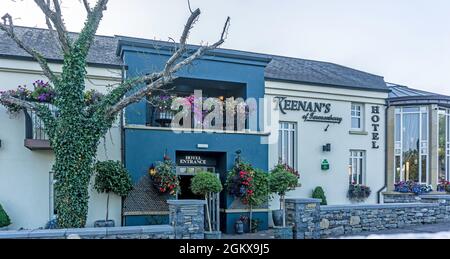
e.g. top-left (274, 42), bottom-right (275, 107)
top-left (349, 150), bottom-right (366, 185)
top-left (438, 109), bottom-right (450, 183)
top-left (49, 171), bottom-right (57, 220)
top-left (351, 103), bottom-right (364, 131)
top-left (278, 122), bottom-right (297, 169)
top-left (394, 106), bottom-right (429, 184)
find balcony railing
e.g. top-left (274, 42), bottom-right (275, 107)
top-left (24, 103), bottom-right (57, 150)
top-left (147, 104), bottom-right (251, 132)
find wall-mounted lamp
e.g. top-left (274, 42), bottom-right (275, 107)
top-left (323, 144), bottom-right (331, 152)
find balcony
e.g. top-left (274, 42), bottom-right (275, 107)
top-left (23, 103), bottom-right (56, 151)
top-left (146, 100), bottom-right (252, 132)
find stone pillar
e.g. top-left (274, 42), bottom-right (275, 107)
top-left (430, 104), bottom-right (439, 189)
top-left (168, 200), bottom-right (206, 240)
top-left (286, 198), bottom-right (321, 240)
top-left (386, 106), bottom-right (396, 192)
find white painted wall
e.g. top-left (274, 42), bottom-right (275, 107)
top-left (0, 58), bottom-right (123, 230)
top-left (266, 81), bottom-right (388, 207)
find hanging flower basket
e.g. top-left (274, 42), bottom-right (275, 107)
top-left (149, 156), bottom-right (180, 196)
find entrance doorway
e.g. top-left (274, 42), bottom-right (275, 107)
top-left (176, 152), bottom-right (222, 232)
top-left (177, 166), bottom-right (216, 200)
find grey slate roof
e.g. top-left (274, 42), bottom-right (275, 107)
top-left (265, 56), bottom-right (389, 92)
top-left (387, 82), bottom-right (450, 107)
top-left (1, 27), bottom-right (388, 91)
top-left (0, 26), bottom-right (123, 67)
top-left (387, 83), bottom-right (446, 99)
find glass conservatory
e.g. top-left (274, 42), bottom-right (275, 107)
top-left (387, 83), bottom-right (450, 192)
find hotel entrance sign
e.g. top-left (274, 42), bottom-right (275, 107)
top-left (177, 155), bottom-right (217, 167)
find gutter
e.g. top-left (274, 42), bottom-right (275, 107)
top-left (377, 101), bottom-right (390, 204)
top-left (120, 63), bottom-right (127, 227)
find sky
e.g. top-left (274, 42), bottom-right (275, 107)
top-left (2, 0), bottom-right (450, 95)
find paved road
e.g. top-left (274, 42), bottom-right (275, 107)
top-left (344, 223), bottom-right (450, 239)
top-left (222, 223), bottom-right (450, 239)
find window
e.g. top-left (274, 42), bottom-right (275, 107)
top-left (394, 107), bottom-right (429, 184)
top-left (49, 171), bottom-right (57, 219)
top-left (439, 109), bottom-right (450, 183)
top-left (349, 151), bottom-right (365, 185)
top-left (279, 122), bottom-right (297, 169)
top-left (351, 103), bottom-right (364, 131)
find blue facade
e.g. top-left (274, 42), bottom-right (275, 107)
top-left (118, 37), bottom-right (271, 234)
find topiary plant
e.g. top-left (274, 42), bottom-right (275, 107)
top-left (312, 187), bottom-right (328, 206)
top-left (247, 169), bottom-right (270, 232)
top-left (0, 204), bottom-right (11, 228)
top-left (269, 164), bottom-right (300, 227)
top-left (191, 171), bottom-right (223, 233)
top-left (94, 161), bottom-right (133, 223)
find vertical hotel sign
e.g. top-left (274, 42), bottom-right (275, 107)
top-left (371, 106), bottom-right (381, 149)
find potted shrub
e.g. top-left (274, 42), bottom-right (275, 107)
top-left (235, 215), bottom-right (247, 235)
top-left (191, 171), bottom-right (223, 239)
top-left (0, 204), bottom-right (11, 231)
top-left (269, 163), bottom-right (299, 239)
top-left (94, 161), bottom-right (133, 228)
top-left (269, 162), bottom-right (300, 227)
top-left (312, 187), bottom-right (328, 205)
top-left (246, 169), bottom-right (270, 233)
top-left (348, 184), bottom-right (372, 202)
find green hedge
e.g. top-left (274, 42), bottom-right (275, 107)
top-left (0, 204), bottom-right (11, 228)
top-left (312, 187), bottom-right (328, 206)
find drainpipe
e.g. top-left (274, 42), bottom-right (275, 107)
top-left (377, 102), bottom-right (390, 204)
top-left (120, 63), bottom-right (126, 227)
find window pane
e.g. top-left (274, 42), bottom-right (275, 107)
top-left (403, 113), bottom-right (420, 182)
top-left (439, 113), bottom-right (447, 182)
top-left (421, 155), bottom-right (427, 184)
top-left (395, 114), bottom-right (401, 141)
top-left (403, 107), bottom-right (420, 113)
top-left (422, 113), bottom-right (428, 141)
top-left (352, 118), bottom-right (361, 129)
top-left (395, 156), bottom-right (401, 183)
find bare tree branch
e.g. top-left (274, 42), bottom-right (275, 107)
top-left (0, 14), bottom-right (59, 84)
top-left (34, 0), bottom-right (71, 53)
top-left (105, 15), bottom-right (231, 117)
top-left (164, 8), bottom-right (200, 75)
top-left (81, 0), bottom-right (92, 14)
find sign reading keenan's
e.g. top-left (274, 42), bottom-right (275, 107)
top-left (275, 97), bottom-right (343, 124)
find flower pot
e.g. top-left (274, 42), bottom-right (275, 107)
top-left (272, 210), bottom-right (284, 227)
top-left (235, 221), bottom-right (244, 235)
top-left (204, 231), bottom-right (222, 240)
top-left (273, 226), bottom-right (293, 240)
top-left (94, 220), bottom-right (115, 228)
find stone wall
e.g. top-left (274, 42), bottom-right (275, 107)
top-left (0, 225), bottom-right (175, 239)
top-left (0, 199), bottom-right (207, 239)
top-left (168, 200), bottom-right (206, 239)
top-left (383, 193), bottom-right (421, 204)
top-left (287, 196), bottom-right (450, 239)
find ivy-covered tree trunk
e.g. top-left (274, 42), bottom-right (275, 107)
top-left (0, 0), bottom-right (230, 229)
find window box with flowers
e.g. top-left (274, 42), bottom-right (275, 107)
top-left (437, 180), bottom-right (450, 193)
top-left (394, 181), bottom-right (433, 195)
top-left (348, 184), bottom-right (372, 202)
